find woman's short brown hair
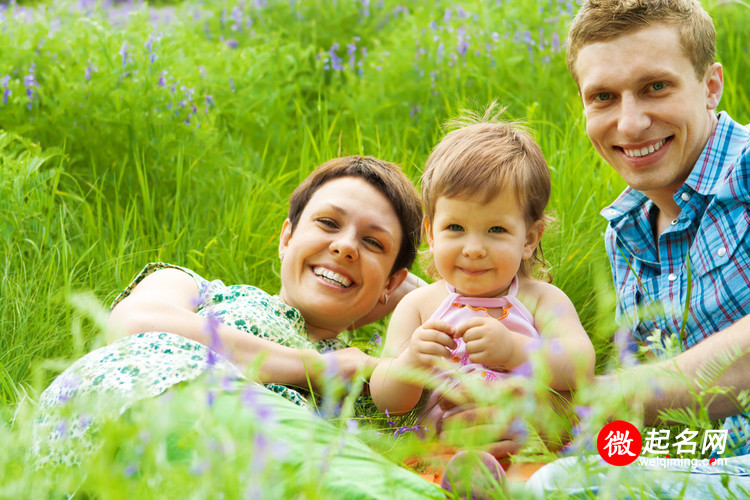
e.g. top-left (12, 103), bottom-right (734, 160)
top-left (288, 156), bottom-right (422, 276)
top-left (567, 0), bottom-right (716, 85)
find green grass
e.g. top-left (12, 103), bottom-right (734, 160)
top-left (1, 0), bottom-right (749, 497)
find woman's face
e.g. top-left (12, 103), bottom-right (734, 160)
top-left (279, 176), bottom-right (405, 340)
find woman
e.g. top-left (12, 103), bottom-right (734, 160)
top-left (34, 156), bottom-right (441, 498)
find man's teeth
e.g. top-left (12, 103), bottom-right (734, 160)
top-left (313, 267), bottom-right (352, 287)
top-left (624, 138), bottom-right (667, 158)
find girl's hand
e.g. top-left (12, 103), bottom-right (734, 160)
top-left (402, 318), bottom-right (456, 369)
top-left (454, 317), bottom-right (514, 369)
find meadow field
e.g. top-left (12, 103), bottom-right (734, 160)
top-left (1, 0), bottom-right (749, 497)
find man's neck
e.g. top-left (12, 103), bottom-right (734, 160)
top-left (643, 189), bottom-right (682, 239)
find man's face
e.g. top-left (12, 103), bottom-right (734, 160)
top-left (574, 24), bottom-right (723, 201)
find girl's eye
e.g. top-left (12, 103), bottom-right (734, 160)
top-left (364, 237), bottom-right (384, 251)
top-left (447, 224), bottom-right (464, 232)
top-left (489, 226), bottom-right (505, 233)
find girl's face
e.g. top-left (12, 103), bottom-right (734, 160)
top-left (279, 177), bottom-right (405, 340)
top-left (426, 192), bottom-right (542, 298)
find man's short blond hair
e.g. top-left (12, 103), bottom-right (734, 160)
top-left (567, 0), bottom-right (716, 85)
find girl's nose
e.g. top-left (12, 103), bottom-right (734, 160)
top-left (462, 236), bottom-right (486, 259)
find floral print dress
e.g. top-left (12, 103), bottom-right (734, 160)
top-left (33, 262), bottom-right (347, 465)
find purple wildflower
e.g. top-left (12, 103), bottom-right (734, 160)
top-left (457, 39), bottom-right (469, 56)
top-left (508, 418), bottom-right (529, 442)
top-left (191, 461), bottom-right (210, 475)
top-left (615, 328), bottom-right (639, 367)
top-left (55, 374), bottom-right (80, 404)
top-left (443, 8), bottom-right (452, 23)
top-left (78, 414), bottom-right (93, 432)
top-left (456, 6), bottom-right (469, 19)
top-left (55, 418), bottom-right (68, 438)
top-left (2, 75), bottom-right (11, 105)
top-left (230, 6), bottom-right (243, 31)
top-left (410, 105), bottom-right (421, 117)
top-left (429, 20), bottom-right (438, 31)
top-left (205, 312), bottom-right (223, 366)
top-left (346, 419), bottom-right (359, 434)
top-left (85, 60), bottom-right (97, 81)
top-left (119, 42), bottom-right (128, 67)
top-left (229, 77), bottom-right (235, 92)
top-left (551, 32), bottom-right (561, 52)
top-left (158, 70), bottom-right (167, 87)
top-left (124, 464), bottom-right (138, 477)
top-left (394, 5), bottom-right (408, 16)
top-left (328, 43), bottom-right (343, 71)
top-left (225, 38), bottom-right (239, 49)
top-left (385, 409), bottom-right (395, 426)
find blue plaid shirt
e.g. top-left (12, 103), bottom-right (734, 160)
top-left (602, 112), bottom-right (750, 455)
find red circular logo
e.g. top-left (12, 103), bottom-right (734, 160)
top-left (596, 420), bottom-right (642, 466)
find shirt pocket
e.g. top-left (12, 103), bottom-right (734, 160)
top-left (692, 204), bottom-right (750, 277)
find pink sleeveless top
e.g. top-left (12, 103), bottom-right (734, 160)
top-left (430, 277), bottom-right (540, 381)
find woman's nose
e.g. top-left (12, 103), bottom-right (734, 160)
top-left (330, 231), bottom-right (358, 260)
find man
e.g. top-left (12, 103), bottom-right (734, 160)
top-left (524, 0), bottom-right (750, 495)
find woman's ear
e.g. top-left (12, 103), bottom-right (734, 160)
top-left (279, 219), bottom-right (292, 259)
top-left (384, 268), bottom-right (409, 297)
top-left (522, 220), bottom-right (545, 259)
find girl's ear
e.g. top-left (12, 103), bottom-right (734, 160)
top-left (522, 220), bottom-right (545, 259)
top-left (424, 218), bottom-right (434, 255)
top-left (279, 219), bottom-right (292, 258)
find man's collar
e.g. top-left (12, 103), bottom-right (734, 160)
top-left (601, 111), bottom-right (741, 222)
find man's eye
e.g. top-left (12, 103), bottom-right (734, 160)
top-left (489, 226), bottom-right (505, 233)
top-left (595, 92), bottom-right (611, 101)
top-left (447, 224), bottom-right (464, 232)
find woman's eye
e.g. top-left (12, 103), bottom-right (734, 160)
top-left (489, 226), bottom-right (505, 233)
top-left (364, 237), bottom-right (384, 250)
top-left (447, 224), bottom-right (464, 232)
top-left (651, 82), bottom-right (666, 91)
top-left (317, 218), bottom-right (337, 229)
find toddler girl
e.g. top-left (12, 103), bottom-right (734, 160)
top-left (371, 110), bottom-right (595, 420)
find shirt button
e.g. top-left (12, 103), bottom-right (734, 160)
top-left (718, 247), bottom-right (727, 257)
top-left (671, 218), bottom-right (679, 225)
top-left (668, 273), bottom-right (678, 282)
top-left (681, 192), bottom-right (691, 202)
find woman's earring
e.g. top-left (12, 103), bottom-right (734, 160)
top-left (380, 294), bottom-right (389, 305)
top-left (279, 251), bottom-right (285, 262)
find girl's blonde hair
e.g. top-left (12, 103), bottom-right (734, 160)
top-left (421, 103), bottom-right (552, 280)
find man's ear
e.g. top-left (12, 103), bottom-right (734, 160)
top-left (279, 219), bottom-right (292, 258)
top-left (705, 62), bottom-right (724, 110)
top-left (383, 268), bottom-right (409, 297)
top-left (523, 220), bottom-right (545, 259)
